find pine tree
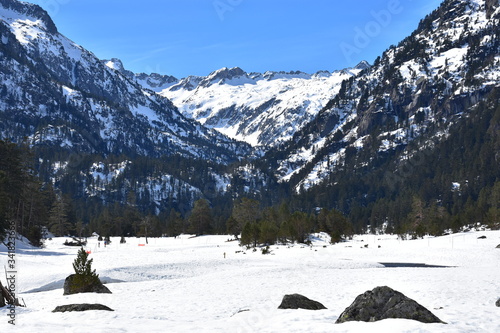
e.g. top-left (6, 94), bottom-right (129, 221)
top-left (240, 222), bottom-right (260, 248)
top-left (231, 197), bottom-right (261, 235)
top-left (48, 196), bottom-right (72, 236)
top-left (226, 216), bottom-right (239, 239)
top-left (72, 247), bottom-right (100, 286)
top-left (259, 220), bottom-right (279, 245)
top-left (165, 209), bottom-right (183, 236)
top-left (0, 140), bottom-right (52, 243)
top-left (140, 216), bottom-right (152, 244)
top-left (289, 211), bottom-right (312, 244)
top-left (188, 199), bottom-right (213, 236)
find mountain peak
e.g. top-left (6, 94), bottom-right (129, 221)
top-left (0, 0), bottom-right (57, 34)
top-left (103, 58), bottom-right (136, 82)
top-left (104, 58), bottom-right (125, 71)
top-left (313, 70), bottom-right (332, 78)
top-left (135, 72), bottom-right (178, 92)
top-left (169, 75), bottom-right (203, 92)
top-left (103, 58), bottom-right (178, 91)
top-left (199, 66), bottom-right (247, 87)
top-left (208, 66), bottom-right (246, 81)
top-left (354, 60), bottom-right (371, 70)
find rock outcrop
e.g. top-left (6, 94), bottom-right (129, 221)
top-left (63, 274), bottom-right (111, 296)
top-left (52, 304), bottom-right (114, 312)
top-left (278, 294), bottom-right (327, 310)
top-left (336, 286), bottom-right (445, 324)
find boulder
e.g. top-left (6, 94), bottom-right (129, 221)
top-left (335, 286), bottom-right (445, 324)
top-left (496, 244), bottom-right (500, 249)
top-left (52, 304), bottom-right (114, 312)
top-left (496, 298), bottom-right (500, 307)
top-left (63, 274), bottom-right (112, 295)
top-left (63, 237), bottom-right (87, 247)
top-left (278, 294), bottom-right (327, 310)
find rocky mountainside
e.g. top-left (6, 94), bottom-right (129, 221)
top-left (124, 62), bottom-right (369, 147)
top-left (0, 0), bottom-right (251, 164)
top-left (0, 0), bottom-right (498, 230)
top-left (265, 0), bottom-right (499, 193)
top-left (0, 0), bottom-right (259, 215)
top-left (103, 58), bottom-right (179, 93)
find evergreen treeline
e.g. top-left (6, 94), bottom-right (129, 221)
top-left (288, 88), bottom-right (500, 237)
top-left (1, 89), bottom-right (498, 246)
top-left (0, 140), bottom-right (54, 245)
top-left (234, 199), bottom-right (353, 248)
top-left (0, 139), bottom-right (353, 246)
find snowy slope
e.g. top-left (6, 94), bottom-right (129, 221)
top-left (1, 0), bottom-right (498, 214)
top-left (0, 0), bottom-right (251, 164)
top-left (270, 0), bottom-right (500, 191)
top-left (166, 65), bottom-right (361, 146)
top-left (1, 230), bottom-right (499, 332)
top-left (104, 58), bottom-right (179, 92)
top-left (116, 62), bottom-right (370, 148)
top-left (159, 64), bottom-right (369, 147)
top-left (0, 0), bottom-right (261, 213)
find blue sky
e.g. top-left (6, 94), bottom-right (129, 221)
top-left (28, 0), bottom-right (442, 78)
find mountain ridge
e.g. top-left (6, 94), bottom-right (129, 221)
top-left (0, 0), bottom-right (498, 234)
top-left (0, 0), bottom-right (252, 164)
top-left (158, 62), bottom-right (370, 147)
top-left (102, 57), bottom-right (371, 147)
top-left (266, 0), bottom-right (499, 193)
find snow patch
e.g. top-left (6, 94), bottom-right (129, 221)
top-left (3, 231), bottom-right (499, 332)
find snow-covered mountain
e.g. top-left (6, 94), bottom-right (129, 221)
top-left (264, 0), bottom-right (499, 193)
top-left (0, 0), bottom-right (251, 164)
top-left (0, 0), bottom-right (498, 218)
top-left (103, 58), bottom-right (179, 92)
top-left (0, 0), bottom-right (258, 213)
top-left (127, 62), bottom-right (370, 147)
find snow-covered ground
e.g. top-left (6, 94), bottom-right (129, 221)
top-left (1, 230), bottom-right (499, 332)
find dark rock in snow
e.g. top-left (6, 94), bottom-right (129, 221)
top-left (52, 304), bottom-right (114, 312)
top-left (278, 294), bottom-right (327, 310)
top-left (496, 299), bottom-right (500, 307)
top-left (495, 244), bottom-right (500, 249)
top-left (63, 237), bottom-right (87, 247)
top-left (335, 286), bottom-right (445, 324)
top-left (63, 274), bottom-right (112, 296)
top-left (477, 235), bottom-right (487, 239)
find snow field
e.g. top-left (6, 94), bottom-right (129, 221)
top-left (1, 230), bottom-right (499, 332)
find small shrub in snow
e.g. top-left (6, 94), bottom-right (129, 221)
top-left (72, 247), bottom-right (100, 284)
top-left (261, 246), bottom-right (271, 255)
